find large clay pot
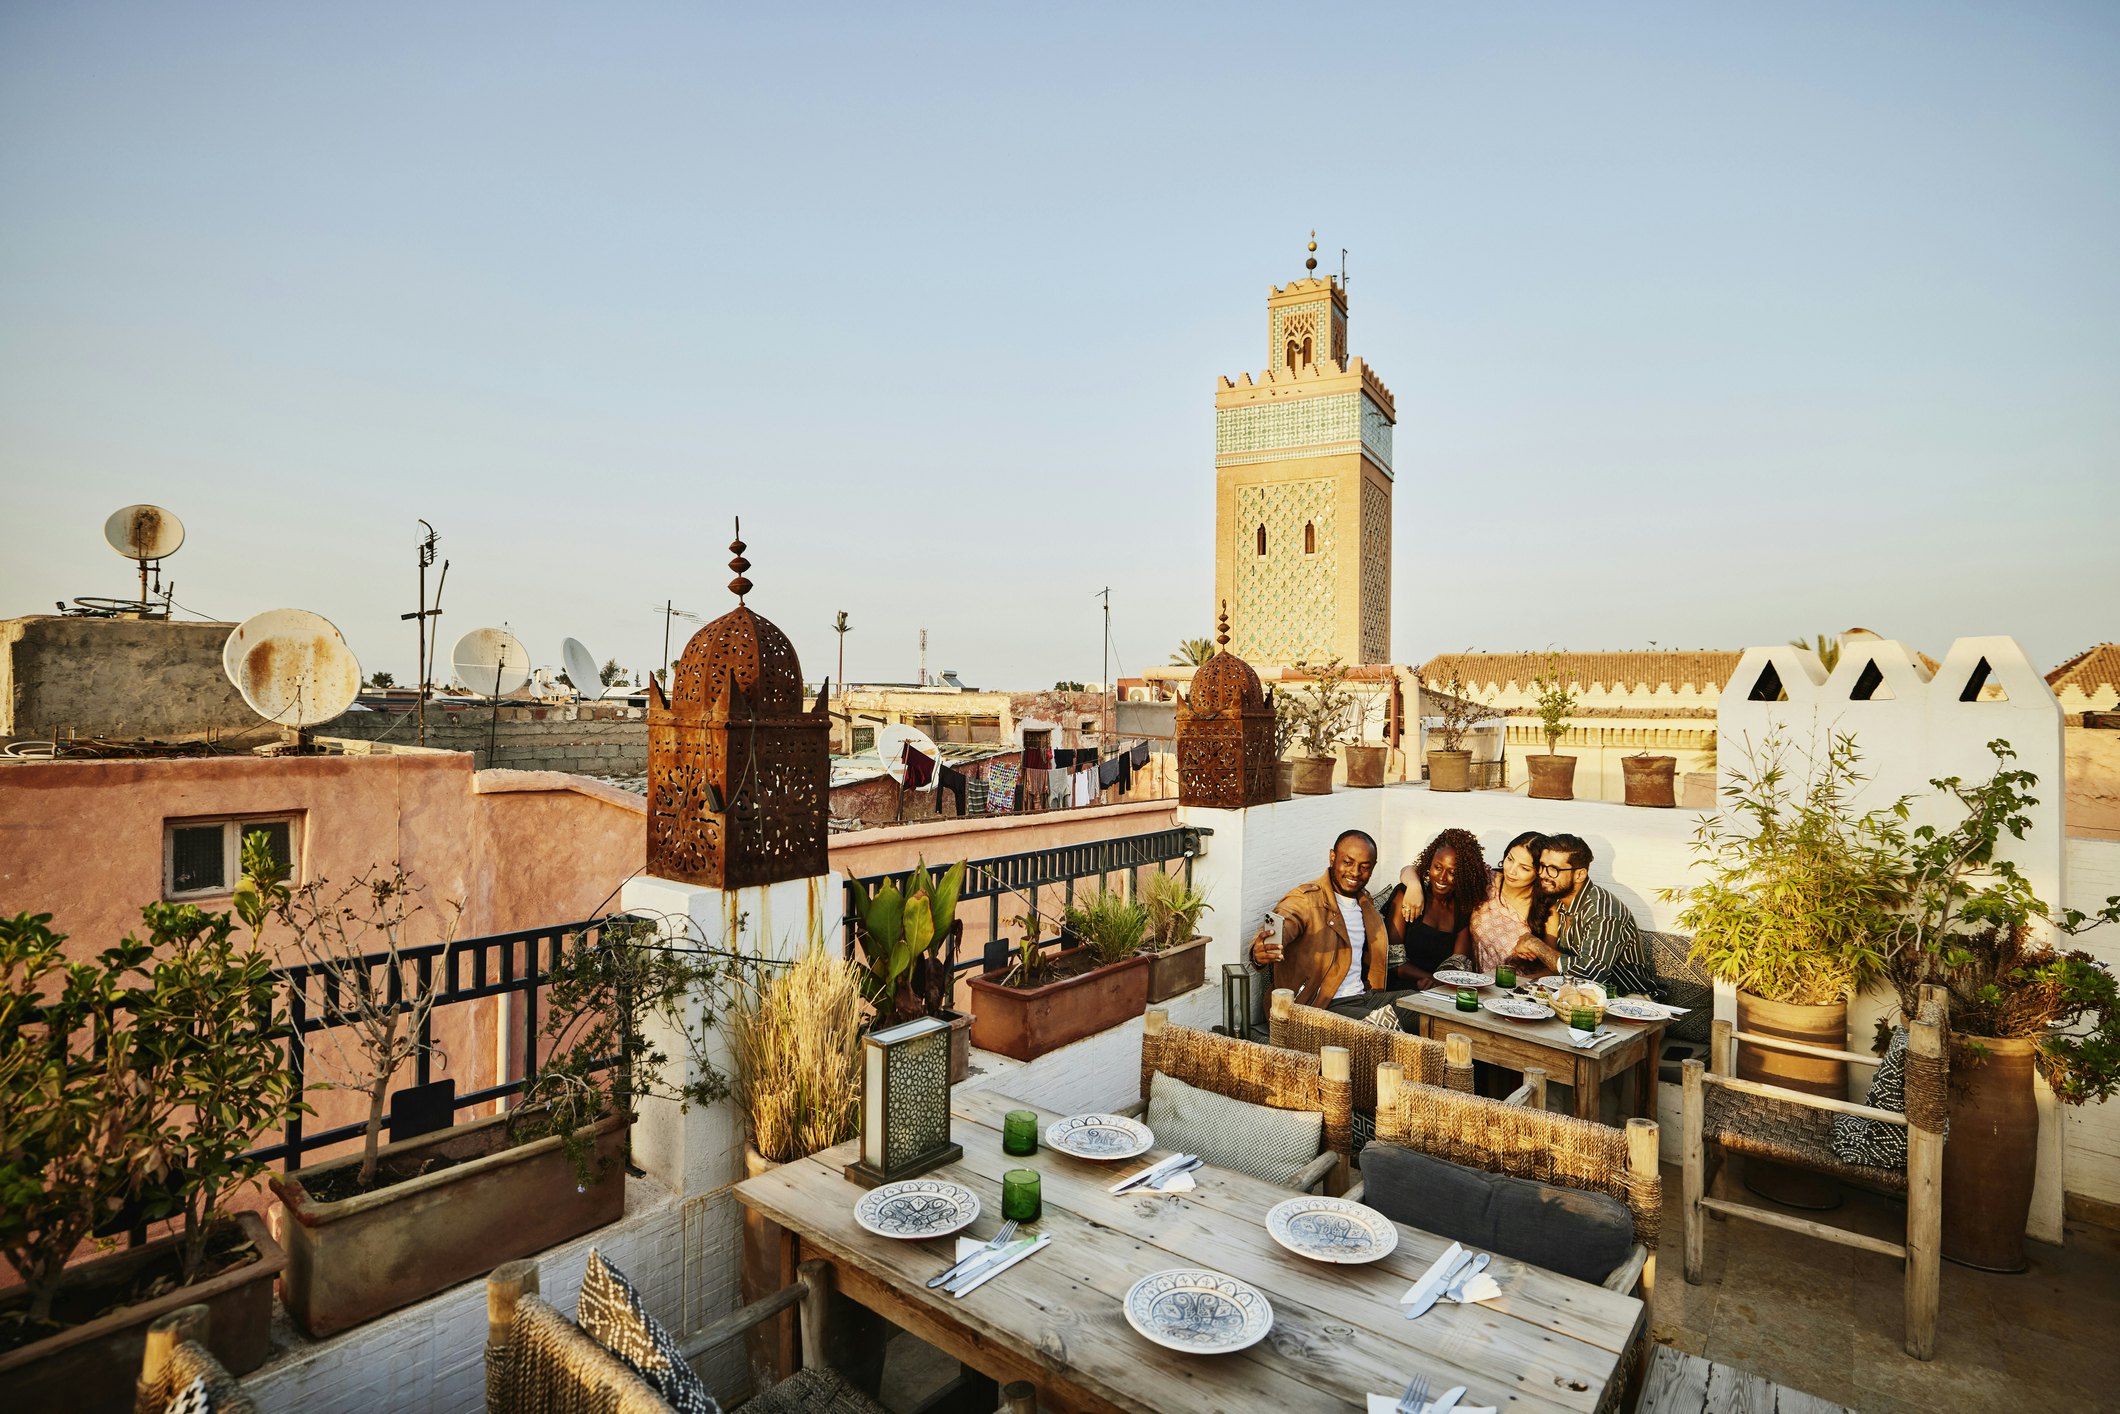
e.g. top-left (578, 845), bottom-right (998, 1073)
top-left (1426, 750), bottom-right (1471, 793)
top-left (1527, 754), bottom-right (1577, 801)
top-left (1622, 754), bottom-right (1677, 807)
top-left (1344, 743), bottom-right (1387, 788)
top-left (1942, 1036), bottom-right (2038, 1272)
top-left (1275, 762), bottom-right (1295, 801)
top-left (1735, 992), bottom-right (1847, 1211)
top-left (1291, 755), bottom-right (1336, 795)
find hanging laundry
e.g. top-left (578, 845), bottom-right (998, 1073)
top-left (937, 766), bottom-right (967, 816)
top-left (1097, 755), bottom-right (1123, 791)
top-left (903, 745), bottom-right (936, 791)
top-left (1071, 770), bottom-right (1096, 807)
top-left (1023, 745), bottom-right (1053, 771)
top-left (1129, 741), bottom-right (1150, 772)
top-left (968, 779), bottom-right (990, 816)
top-left (1023, 767), bottom-right (1050, 811)
top-left (986, 761), bottom-right (1020, 815)
top-left (1053, 748), bottom-right (1077, 770)
top-left (1048, 769), bottom-right (1071, 809)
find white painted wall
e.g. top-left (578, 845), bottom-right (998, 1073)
top-left (2063, 836), bottom-right (2120, 1209)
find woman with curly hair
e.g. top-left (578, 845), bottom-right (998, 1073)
top-left (1386, 828), bottom-right (1491, 988)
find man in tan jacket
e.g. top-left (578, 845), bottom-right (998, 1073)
top-left (1249, 830), bottom-right (1395, 1018)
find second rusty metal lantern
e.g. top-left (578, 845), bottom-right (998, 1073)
top-left (1176, 604), bottom-right (1278, 810)
top-left (646, 523), bottom-right (830, 889)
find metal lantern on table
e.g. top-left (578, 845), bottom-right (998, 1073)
top-left (845, 1016), bottom-right (963, 1188)
top-left (1175, 603), bottom-right (1278, 809)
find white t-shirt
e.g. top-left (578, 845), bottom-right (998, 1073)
top-left (1332, 892), bottom-right (1368, 1000)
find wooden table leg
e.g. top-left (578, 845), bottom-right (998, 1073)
top-left (1574, 1055), bottom-right (1600, 1120)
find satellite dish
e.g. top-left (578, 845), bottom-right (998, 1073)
top-left (452, 627), bottom-right (531, 697)
top-left (104, 504), bottom-right (185, 561)
top-left (222, 609), bottom-right (363, 728)
top-left (561, 637), bottom-right (604, 701)
top-left (874, 723), bottom-right (944, 791)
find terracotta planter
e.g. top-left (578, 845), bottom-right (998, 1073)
top-left (1143, 935), bottom-right (1210, 1003)
top-left (1622, 754), bottom-right (1677, 807)
top-left (941, 1007), bottom-right (973, 1084)
top-left (1942, 1036), bottom-right (2038, 1272)
top-left (1275, 762), bottom-right (1295, 801)
top-left (270, 1107), bottom-right (628, 1336)
top-left (1426, 750), bottom-right (1471, 792)
top-left (1291, 755), bottom-right (1336, 795)
top-left (0, 1211), bottom-right (283, 1414)
top-left (1735, 992), bottom-right (1847, 1211)
top-left (1345, 743), bottom-right (1387, 788)
top-left (1526, 754), bottom-right (1576, 800)
top-left (965, 947), bottom-right (1151, 1061)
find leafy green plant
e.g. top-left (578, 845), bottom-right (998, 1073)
top-left (1790, 633), bottom-right (1843, 673)
top-left (849, 860), bottom-right (964, 1027)
top-left (1286, 656), bottom-right (1358, 758)
top-left (1139, 870), bottom-right (1210, 953)
top-left (1427, 657), bottom-right (1500, 753)
top-left (1531, 653), bottom-right (1578, 754)
top-left (1662, 732), bottom-right (1906, 1005)
top-left (1879, 740), bottom-right (2120, 1101)
top-left (1170, 637), bottom-right (1218, 667)
top-left (1063, 886), bottom-right (1149, 967)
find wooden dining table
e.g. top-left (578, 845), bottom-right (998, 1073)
top-left (1395, 988), bottom-right (1671, 1122)
top-left (734, 1087), bottom-right (1644, 1414)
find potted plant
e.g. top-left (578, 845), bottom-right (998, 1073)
top-left (965, 885), bottom-right (1152, 1061)
top-left (1528, 653), bottom-right (1579, 800)
top-left (262, 848), bottom-right (714, 1337)
top-left (848, 860), bottom-right (971, 1082)
top-left (1424, 660), bottom-right (1498, 793)
top-left (1879, 742), bottom-right (2120, 1271)
top-left (1663, 732), bottom-right (1905, 1207)
top-left (1286, 656), bottom-right (1356, 795)
top-left (1137, 870), bottom-right (1212, 1003)
top-left (0, 896), bottom-right (303, 1413)
top-left (1623, 751), bottom-right (1679, 807)
top-left (1269, 687), bottom-right (1297, 800)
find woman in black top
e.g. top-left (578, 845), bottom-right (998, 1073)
top-left (1384, 828), bottom-right (1492, 988)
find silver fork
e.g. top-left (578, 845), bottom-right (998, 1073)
top-left (925, 1219), bottom-right (1017, 1289)
top-left (1397, 1373), bottom-right (1430, 1414)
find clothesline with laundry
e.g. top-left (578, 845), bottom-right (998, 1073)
top-left (895, 738), bottom-right (1163, 817)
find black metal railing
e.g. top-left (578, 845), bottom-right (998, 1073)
top-left (841, 824), bottom-right (1209, 980)
top-left (244, 914), bottom-right (625, 1170)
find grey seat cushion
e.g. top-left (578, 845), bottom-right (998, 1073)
top-left (1359, 1144), bottom-right (1634, 1284)
top-left (1145, 1070), bottom-right (1324, 1189)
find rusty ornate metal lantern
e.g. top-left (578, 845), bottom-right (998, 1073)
top-left (647, 523), bottom-right (829, 888)
top-left (1176, 604), bottom-right (1278, 809)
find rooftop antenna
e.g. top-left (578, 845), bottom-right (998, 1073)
top-left (652, 601), bottom-right (702, 685)
top-left (222, 608), bottom-right (363, 750)
top-left (103, 504), bottom-right (184, 617)
top-left (919, 628), bottom-right (928, 688)
top-left (1341, 247), bottom-right (1348, 292)
top-left (401, 520), bottom-right (447, 744)
top-left (832, 611), bottom-right (851, 734)
top-left (1096, 585), bottom-right (1111, 761)
top-left (561, 636), bottom-right (604, 701)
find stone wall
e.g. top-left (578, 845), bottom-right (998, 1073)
top-left (1, 615), bottom-right (275, 744)
top-left (316, 702), bottom-right (648, 777)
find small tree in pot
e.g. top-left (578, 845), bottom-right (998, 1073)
top-left (1528, 653), bottom-right (1580, 799)
top-left (1424, 661), bottom-right (1498, 793)
top-left (1286, 656), bottom-right (1357, 794)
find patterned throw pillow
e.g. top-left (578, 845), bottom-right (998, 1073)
top-left (577, 1249), bottom-right (721, 1414)
top-left (1830, 1027), bottom-right (1909, 1169)
top-left (1145, 1070), bottom-right (1324, 1188)
top-left (164, 1375), bottom-right (210, 1414)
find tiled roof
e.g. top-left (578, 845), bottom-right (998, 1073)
top-left (1418, 651), bottom-right (1744, 695)
top-left (2046, 644), bottom-right (2120, 696)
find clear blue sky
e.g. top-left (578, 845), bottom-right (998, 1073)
top-left (3, 2), bottom-right (2115, 689)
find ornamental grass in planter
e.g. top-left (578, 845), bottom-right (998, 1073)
top-left (1138, 870), bottom-right (1212, 1003)
top-left (1, 872), bottom-right (307, 1413)
top-left (1878, 742), bottom-right (2120, 1271)
top-left (967, 889), bottom-right (1150, 1061)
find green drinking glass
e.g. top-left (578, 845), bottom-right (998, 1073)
top-left (1002, 1109), bottom-right (1039, 1157)
top-left (1455, 988), bottom-right (1479, 1012)
top-left (1494, 964), bottom-right (1517, 989)
top-left (1002, 1168), bottom-right (1042, 1223)
top-left (1570, 1005), bottom-right (1600, 1031)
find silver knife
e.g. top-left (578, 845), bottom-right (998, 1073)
top-left (1110, 1154), bottom-right (1188, 1194)
top-left (1150, 1156), bottom-right (1204, 1190)
top-left (1443, 1253), bottom-right (1491, 1300)
top-left (926, 1222), bottom-right (1017, 1289)
top-left (944, 1235), bottom-right (1040, 1295)
top-left (1404, 1250), bottom-right (1477, 1319)
top-left (1428, 1386), bottom-right (1468, 1413)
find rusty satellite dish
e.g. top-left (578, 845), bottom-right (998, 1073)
top-left (874, 722), bottom-right (944, 791)
top-left (222, 609), bottom-right (363, 728)
top-left (452, 627), bottom-right (530, 697)
top-left (104, 504), bottom-right (185, 561)
top-left (561, 637), bottom-right (604, 701)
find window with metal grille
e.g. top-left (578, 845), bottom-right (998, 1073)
top-left (164, 816), bottom-right (298, 900)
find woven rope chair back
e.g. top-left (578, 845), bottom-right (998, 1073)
top-left (136, 1341), bottom-right (260, 1414)
top-left (1385, 1080), bottom-right (1661, 1248)
top-left (1267, 996), bottom-right (1453, 1109)
top-left (1141, 1019), bottom-right (1353, 1162)
top-left (486, 1292), bottom-right (674, 1414)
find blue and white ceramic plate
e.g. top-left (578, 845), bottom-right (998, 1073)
top-left (853, 1179), bottom-right (980, 1240)
top-left (1606, 997), bottom-right (1673, 1023)
top-left (1123, 1269), bottom-right (1274, 1354)
top-left (1433, 969), bottom-right (1495, 989)
top-left (1044, 1113), bottom-right (1154, 1161)
top-left (1264, 1195), bottom-right (1399, 1264)
top-left (1482, 995), bottom-right (1550, 1021)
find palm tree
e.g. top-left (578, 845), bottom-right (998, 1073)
top-left (1170, 638), bottom-right (1218, 667)
top-left (1789, 633), bottom-right (1841, 673)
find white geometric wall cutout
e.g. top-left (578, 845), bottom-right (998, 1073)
top-left (1823, 639), bottom-right (1928, 706)
top-left (1850, 660), bottom-right (1888, 700)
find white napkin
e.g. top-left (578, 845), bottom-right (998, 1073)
top-left (1398, 1242), bottom-right (1464, 1305)
top-left (1152, 1170), bottom-right (1195, 1193)
top-left (1567, 1027), bottom-right (1610, 1049)
top-left (1364, 1395), bottom-right (1499, 1414)
top-left (1446, 1274), bottom-right (1502, 1304)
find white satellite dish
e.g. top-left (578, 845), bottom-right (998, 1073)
top-left (452, 627), bottom-right (531, 697)
top-left (561, 637), bottom-right (604, 701)
top-left (874, 723), bottom-right (944, 791)
top-left (104, 504), bottom-right (185, 561)
top-left (222, 609), bottom-right (363, 728)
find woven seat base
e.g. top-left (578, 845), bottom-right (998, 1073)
top-left (743, 1367), bottom-right (891, 1414)
top-left (1703, 1088), bottom-right (1907, 1193)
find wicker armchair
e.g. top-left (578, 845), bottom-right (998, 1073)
top-left (1682, 985), bottom-right (1948, 1360)
top-left (1128, 1007), bottom-right (1354, 1193)
top-left (1267, 988), bottom-right (1477, 1155)
top-left (135, 1305), bottom-right (257, 1414)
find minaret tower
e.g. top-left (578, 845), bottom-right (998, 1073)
top-left (1213, 233), bottom-right (1395, 666)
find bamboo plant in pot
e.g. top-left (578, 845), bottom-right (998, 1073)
top-left (1137, 870), bottom-right (1212, 1003)
top-left (1527, 654), bottom-right (1579, 800)
top-left (1664, 731), bottom-right (1905, 1208)
top-left (848, 860), bottom-right (971, 1082)
top-left (1286, 656), bottom-right (1357, 795)
top-left (1424, 662), bottom-right (1499, 793)
top-left (0, 891), bottom-right (306, 1413)
top-left (1879, 742), bottom-right (2120, 1271)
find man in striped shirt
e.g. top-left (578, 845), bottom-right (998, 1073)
top-left (1534, 834), bottom-right (1657, 997)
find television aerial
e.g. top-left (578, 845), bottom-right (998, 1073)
top-left (874, 723), bottom-right (944, 791)
top-left (222, 609), bottom-right (363, 740)
top-left (451, 627), bottom-right (531, 698)
top-left (561, 637), bottom-right (604, 701)
top-left (91, 504), bottom-right (185, 617)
